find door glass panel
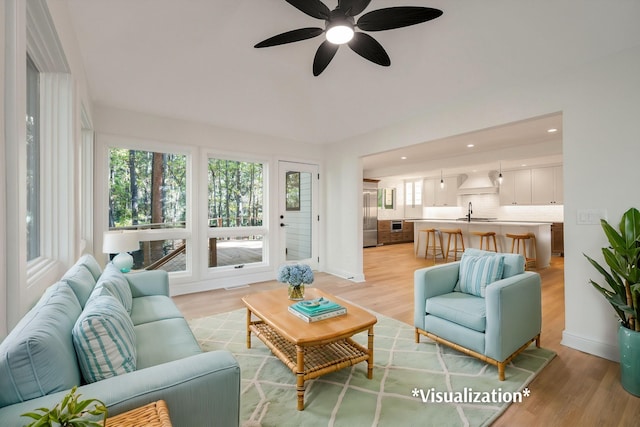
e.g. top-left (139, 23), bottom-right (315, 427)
top-left (285, 171), bottom-right (312, 261)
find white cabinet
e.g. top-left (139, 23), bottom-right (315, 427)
top-left (499, 169), bottom-right (532, 205)
top-left (532, 166), bottom-right (563, 205)
top-left (424, 177), bottom-right (458, 207)
top-left (423, 178), bottom-right (436, 206)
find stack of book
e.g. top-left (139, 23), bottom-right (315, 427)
top-left (288, 297), bottom-right (347, 323)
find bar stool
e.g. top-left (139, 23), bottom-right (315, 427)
top-left (441, 228), bottom-right (465, 262)
top-left (471, 231), bottom-right (498, 252)
top-left (506, 233), bottom-right (537, 269)
top-left (416, 228), bottom-right (445, 262)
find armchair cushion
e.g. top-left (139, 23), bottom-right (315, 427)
top-left (426, 292), bottom-right (486, 332)
top-left (458, 253), bottom-right (504, 297)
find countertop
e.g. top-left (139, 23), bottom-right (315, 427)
top-left (405, 219), bottom-right (553, 226)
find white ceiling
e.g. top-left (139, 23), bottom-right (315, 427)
top-left (64, 0), bottom-right (640, 174)
top-left (362, 112), bottom-right (563, 179)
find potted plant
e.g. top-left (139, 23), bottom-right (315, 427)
top-left (21, 386), bottom-right (107, 427)
top-left (584, 207), bottom-right (640, 396)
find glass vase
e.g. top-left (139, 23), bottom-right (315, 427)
top-left (288, 284), bottom-right (305, 301)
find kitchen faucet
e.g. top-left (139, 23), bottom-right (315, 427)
top-left (467, 202), bottom-right (473, 222)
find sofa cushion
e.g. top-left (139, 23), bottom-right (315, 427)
top-left (0, 282), bottom-right (82, 408)
top-left (458, 253), bottom-right (504, 297)
top-left (72, 295), bottom-right (137, 383)
top-left (92, 263), bottom-right (133, 314)
top-left (62, 263), bottom-right (97, 309)
top-left (77, 254), bottom-right (103, 281)
top-left (135, 318), bottom-right (202, 369)
top-left (426, 292), bottom-right (486, 332)
top-left (130, 295), bottom-right (184, 326)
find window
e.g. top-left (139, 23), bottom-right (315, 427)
top-left (207, 158), bottom-right (263, 227)
top-left (285, 172), bottom-right (301, 211)
top-left (207, 158), bottom-right (266, 268)
top-left (26, 55), bottom-right (40, 261)
top-left (108, 148), bottom-right (188, 271)
top-left (405, 179), bottom-right (422, 208)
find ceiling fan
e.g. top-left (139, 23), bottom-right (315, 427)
top-left (254, 0), bottom-right (443, 76)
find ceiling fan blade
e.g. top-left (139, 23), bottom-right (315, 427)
top-left (254, 28), bottom-right (324, 48)
top-left (338, 0), bottom-right (372, 16)
top-left (285, 0), bottom-right (331, 20)
top-left (348, 32), bottom-right (390, 67)
top-left (313, 41), bottom-right (340, 76)
top-left (356, 7), bottom-right (443, 32)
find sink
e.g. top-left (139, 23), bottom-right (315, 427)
top-left (456, 217), bottom-right (497, 222)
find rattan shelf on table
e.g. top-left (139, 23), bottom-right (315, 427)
top-left (250, 321), bottom-right (370, 378)
top-left (105, 400), bottom-right (172, 427)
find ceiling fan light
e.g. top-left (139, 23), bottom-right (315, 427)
top-left (326, 25), bottom-right (354, 44)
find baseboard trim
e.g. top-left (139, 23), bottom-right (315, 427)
top-left (323, 267), bottom-right (365, 283)
top-left (561, 330), bottom-right (619, 362)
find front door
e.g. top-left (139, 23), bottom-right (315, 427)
top-left (278, 161), bottom-right (319, 269)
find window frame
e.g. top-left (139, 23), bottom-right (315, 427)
top-left (4, 0), bottom-right (78, 328)
top-left (201, 150), bottom-right (271, 277)
top-left (99, 136), bottom-right (194, 278)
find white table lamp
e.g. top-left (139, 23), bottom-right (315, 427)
top-left (103, 231), bottom-right (139, 272)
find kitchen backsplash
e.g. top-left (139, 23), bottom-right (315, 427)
top-left (375, 181), bottom-right (564, 223)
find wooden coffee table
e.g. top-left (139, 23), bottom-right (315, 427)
top-left (242, 287), bottom-right (377, 410)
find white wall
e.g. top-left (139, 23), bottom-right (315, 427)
top-left (324, 45), bottom-right (640, 361)
top-left (0, 0), bottom-right (7, 338)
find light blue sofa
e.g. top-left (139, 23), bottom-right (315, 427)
top-left (414, 248), bottom-right (542, 380)
top-left (0, 254), bottom-right (240, 426)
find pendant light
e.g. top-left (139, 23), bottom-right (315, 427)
top-left (498, 162), bottom-right (503, 185)
top-left (440, 170), bottom-right (445, 189)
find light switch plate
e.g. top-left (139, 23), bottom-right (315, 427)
top-left (577, 209), bottom-right (607, 225)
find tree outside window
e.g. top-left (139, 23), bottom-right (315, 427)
top-left (207, 158), bottom-right (265, 268)
top-left (108, 148), bottom-right (187, 270)
top-left (207, 159), bottom-right (263, 227)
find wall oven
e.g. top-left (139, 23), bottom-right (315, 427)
top-left (391, 220), bottom-right (403, 232)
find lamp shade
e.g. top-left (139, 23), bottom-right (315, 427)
top-left (103, 231), bottom-right (139, 254)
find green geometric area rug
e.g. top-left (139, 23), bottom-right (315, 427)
top-left (188, 309), bottom-right (555, 427)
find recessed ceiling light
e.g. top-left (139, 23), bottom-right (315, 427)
top-left (521, 164), bottom-right (527, 167)
top-left (547, 128), bottom-right (558, 133)
top-left (400, 156), bottom-right (407, 160)
top-left (467, 144), bottom-right (475, 148)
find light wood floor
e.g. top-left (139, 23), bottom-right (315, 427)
top-left (173, 243), bottom-right (640, 426)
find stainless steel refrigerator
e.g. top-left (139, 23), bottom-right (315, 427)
top-left (363, 182), bottom-right (378, 247)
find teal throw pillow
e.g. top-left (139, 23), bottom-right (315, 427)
top-left (72, 295), bottom-right (137, 383)
top-left (458, 254), bottom-right (505, 297)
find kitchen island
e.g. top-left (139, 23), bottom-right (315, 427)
top-left (410, 219), bottom-right (552, 268)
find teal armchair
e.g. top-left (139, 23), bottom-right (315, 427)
top-left (414, 249), bottom-right (542, 380)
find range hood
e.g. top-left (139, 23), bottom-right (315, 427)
top-left (457, 173), bottom-right (498, 195)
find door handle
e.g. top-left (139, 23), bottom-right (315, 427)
top-left (280, 223), bottom-right (287, 227)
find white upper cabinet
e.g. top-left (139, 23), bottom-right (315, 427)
top-left (532, 166), bottom-right (563, 205)
top-left (423, 178), bottom-right (436, 206)
top-left (424, 177), bottom-right (458, 207)
top-left (499, 169), bottom-right (532, 205)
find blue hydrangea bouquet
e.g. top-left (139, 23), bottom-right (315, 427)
top-left (277, 264), bottom-right (314, 300)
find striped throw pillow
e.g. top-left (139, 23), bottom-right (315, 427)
top-left (72, 295), bottom-right (136, 383)
top-left (458, 254), bottom-right (505, 297)
top-left (93, 263), bottom-right (133, 314)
